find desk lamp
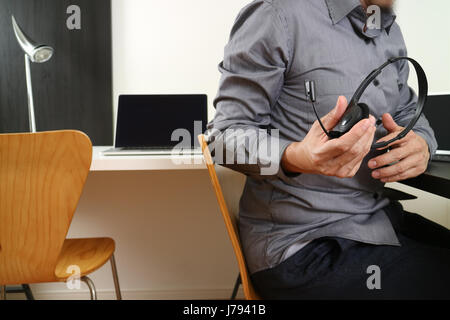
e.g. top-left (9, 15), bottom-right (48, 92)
top-left (12, 16), bottom-right (54, 133)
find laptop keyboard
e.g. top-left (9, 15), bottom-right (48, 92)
top-left (122, 146), bottom-right (174, 150)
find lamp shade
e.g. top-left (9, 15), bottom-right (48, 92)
top-left (12, 15), bottom-right (53, 63)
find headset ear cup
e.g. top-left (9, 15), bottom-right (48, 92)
top-left (358, 103), bottom-right (370, 119)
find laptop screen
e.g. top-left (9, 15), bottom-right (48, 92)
top-left (423, 94), bottom-right (450, 151)
top-left (115, 95), bottom-right (207, 148)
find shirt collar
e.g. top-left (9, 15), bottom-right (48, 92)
top-left (325, 0), bottom-right (361, 25)
top-left (325, 0), bottom-right (396, 38)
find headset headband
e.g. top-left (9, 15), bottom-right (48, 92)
top-left (349, 57), bottom-right (428, 149)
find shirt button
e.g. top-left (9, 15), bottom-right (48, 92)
top-left (373, 79), bottom-right (380, 87)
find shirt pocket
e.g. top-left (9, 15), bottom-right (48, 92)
top-left (303, 68), bottom-right (358, 121)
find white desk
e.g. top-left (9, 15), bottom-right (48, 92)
top-left (90, 147), bottom-right (206, 171)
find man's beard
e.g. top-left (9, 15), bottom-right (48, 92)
top-left (363, 0), bottom-right (394, 9)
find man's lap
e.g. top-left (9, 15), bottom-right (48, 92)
top-left (251, 201), bottom-right (450, 300)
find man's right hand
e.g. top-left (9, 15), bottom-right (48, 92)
top-left (282, 96), bottom-right (376, 178)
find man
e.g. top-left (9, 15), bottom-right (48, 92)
top-left (208, 0), bottom-right (450, 299)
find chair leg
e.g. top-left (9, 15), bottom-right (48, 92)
top-left (231, 274), bottom-right (241, 300)
top-left (1, 286), bottom-right (6, 300)
top-left (110, 254), bottom-right (122, 300)
top-left (22, 284), bottom-right (34, 300)
top-left (81, 276), bottom-right (97, 300)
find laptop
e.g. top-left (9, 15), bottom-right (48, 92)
top-left (424, 93), bottom-right (450, 162)
top-left (102, 94), bottom-right (207, 156)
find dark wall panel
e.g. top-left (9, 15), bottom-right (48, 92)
top-left (0, 0), bottom-right (113, 145)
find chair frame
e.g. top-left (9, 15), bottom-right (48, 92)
top-left (199, 134), bottom-right (260, 300)
top-left (0, 130), bottom-right (121, 300)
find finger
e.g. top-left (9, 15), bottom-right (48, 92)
top-left (332, 125), bottom-right (376, 175)
top-left (326, 116), bottom-right (376, 156)
top-left (375, 114), bottom-right (408, 150)
top-left (376, 131), bottom-right (400, 145)
top-left (368, 144), bottom-right (414, 169)
top-left (341, 128), bottom-right (375, 177)
top-left (320, 96), bottom-right (349, 131)
top-left (379, 167), bottom-right (421, 183)
top-left (382, 113), bottom-right (402, 133)
top-left (375, 130), bottom-right (412, 151)
top-left (346, 123), bottom-right (376, 163)
top-left (371, 153), bottom-right (421, 179)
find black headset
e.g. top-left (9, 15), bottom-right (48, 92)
top-left (306, 57), bottom-right (428, 150)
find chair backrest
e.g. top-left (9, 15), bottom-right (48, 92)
top-left (0, 131), bottom-right (92, 285)
top-left (198, 135), bottom-right (260, 300)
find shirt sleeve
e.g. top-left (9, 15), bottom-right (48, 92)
top-left (393, 57), bottom-right (438, 158)
top-left (207, 0), bottom-right (294, 179)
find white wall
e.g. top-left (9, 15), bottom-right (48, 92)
top-left (395, 0), bottom-right (450, 92)
top-left (27, 0), bottom-right (449, 300)
top-left (112, 0), bottom-right (247, 125)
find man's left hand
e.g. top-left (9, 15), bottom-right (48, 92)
top-left (368, 113), bottom-right (430, 183)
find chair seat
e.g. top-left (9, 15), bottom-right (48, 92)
top-left (54, 238), bottom-right (115, 280)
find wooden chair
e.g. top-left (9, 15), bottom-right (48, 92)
top-left (198, 135), bottom-right (260, 300)
top-left (0, 130), bottom-right (121, 300)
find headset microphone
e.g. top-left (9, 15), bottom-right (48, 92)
top-left (306, 57), bottom-right (428, 150)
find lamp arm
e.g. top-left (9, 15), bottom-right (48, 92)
top-left (25, 54), bottom-right (37, 133)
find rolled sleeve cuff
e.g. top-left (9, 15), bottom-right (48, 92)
top-left (276, 137), bottom-right (301, 180)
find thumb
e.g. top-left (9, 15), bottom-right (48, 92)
top-left (382, 113), bottom-right (401, 133)
top-left (321, 96), bottom-right (348, 131)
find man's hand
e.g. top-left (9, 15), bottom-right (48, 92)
top-left (282, 96), bottom-right (376, 178)
top-left (368, 113), bottom-right (430, 183)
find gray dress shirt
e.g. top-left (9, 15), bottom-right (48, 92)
top-left (208, 0), bottom-right (437, 274)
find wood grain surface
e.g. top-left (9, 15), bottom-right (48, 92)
top-left (0, 130), bottom-right (92, 285)
top-left (199, 134), bottom-right (260, 300)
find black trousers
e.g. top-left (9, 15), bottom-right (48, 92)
top-left (251, 201), bottom-right (450, 300)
